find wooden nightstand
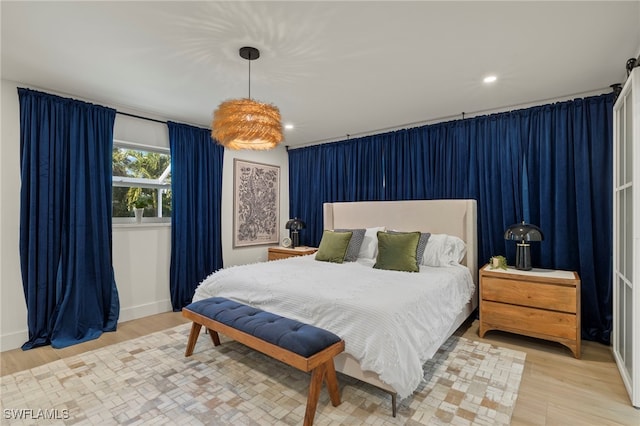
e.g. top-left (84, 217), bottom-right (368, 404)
top-left (268, 246), bottom-right (317, 261)
top-left (479, 264), bottom-right (581, 358)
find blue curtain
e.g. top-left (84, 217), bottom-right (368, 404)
top-left (523, 96), bottom-right (613, 343)
top-left (288, 93), bottom-right (613, 343)
top-left (168, 122), bottom-right (224, 310)
top-left (288, 138), bottom-right (384, 245)
top-left (18, 88), bottom-right (119, 350)
top-left (380, 118), bottom-right (522, 262)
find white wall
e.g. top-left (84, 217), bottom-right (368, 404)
top-left (1, 80), bottom-right (27, 351)
top-left (221, 146), bottom-right (290, 267)
top-left (0, 79), bottom-right (289, 350)
top-left (113, 224), bottom-right (172, 321)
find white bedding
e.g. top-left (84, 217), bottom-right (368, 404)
top-left (193, 254), bottom-right (474, 399)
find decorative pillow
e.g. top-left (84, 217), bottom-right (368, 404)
top-left (422, 234), bottom-right (467, 266)
top-left (358, 226), bottom-right (386, 259)
top-left (387, 230), bottom-right (431, 262)
top-left (334, 228), bottom-right (366, 262)
top-left (373, 231), bottom-right (420, 272)
top-left (315, 230), bottom-right (353, 263)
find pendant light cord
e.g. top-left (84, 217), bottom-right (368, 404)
top-left (239, 46), bottom-right (259, 100)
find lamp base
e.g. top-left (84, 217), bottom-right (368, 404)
top-left (291, 231), bottom-right (300, 249)
top-left (515, 243), bottom-right (532, 270)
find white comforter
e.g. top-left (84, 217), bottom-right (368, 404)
top-left (193, 255), bottom-right (474, 399)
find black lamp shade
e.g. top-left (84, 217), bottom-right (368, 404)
top-left (504, 221), bottom-right (544, 270)
top-left (285, 218), bottom-right (306, 248)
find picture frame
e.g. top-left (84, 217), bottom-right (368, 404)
top-left (233, 159), bottom-right (280, 247)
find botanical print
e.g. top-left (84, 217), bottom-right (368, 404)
top-left (233, 159), bottom-right (280, 247)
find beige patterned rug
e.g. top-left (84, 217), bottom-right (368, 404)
top-left (1, 323), bottom-right (525, 425)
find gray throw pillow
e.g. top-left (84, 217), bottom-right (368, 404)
top-left (334, 228), bottom-right (366, 261)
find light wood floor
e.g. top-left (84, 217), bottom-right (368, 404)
top-left (2, 313), bottom-right (639, 425)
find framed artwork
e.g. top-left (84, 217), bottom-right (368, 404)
top-left (233, 159), bottom-right (280, 247)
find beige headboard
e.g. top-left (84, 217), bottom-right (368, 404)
top-left (323, 199), bottom-right (478, 285)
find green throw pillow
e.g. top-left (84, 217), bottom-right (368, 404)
top-left (373, 231), bottom-right (420, 272)
top-left (315, 230), bottom-right (353, 263)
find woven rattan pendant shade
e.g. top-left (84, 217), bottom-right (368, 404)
top-left (212, 47), bottom-right (283, 150)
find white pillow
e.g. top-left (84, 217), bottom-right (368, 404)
top-left (358, 226), bottom-right (386, 259)
top-left (422, 234), bottom-right (466, 266)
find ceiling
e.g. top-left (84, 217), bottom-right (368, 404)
top-left (2, 1), bottom-right (639, 147)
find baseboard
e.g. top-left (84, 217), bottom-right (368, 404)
top-left (119, 299), bottom-right (173, 323)
top-left (1, 329), bottom-right (28, 352)
top-left (1, 300), bottom-right (173, 352)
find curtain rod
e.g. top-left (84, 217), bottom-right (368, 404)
top-left (293, 86), bottom-right (613, 149)
top-left (115, 110), bottom-right (211, 130)
top-left (116, 111), bottom-right (167, 125)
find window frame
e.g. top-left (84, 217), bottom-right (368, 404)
top-left (112, 139), bottom-right (172, 224)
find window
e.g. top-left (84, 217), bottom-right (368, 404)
top-left (112, 143), bottom-right (171, 223)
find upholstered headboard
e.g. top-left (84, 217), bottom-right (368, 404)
top-left (323, 199), bottom-right (478, 284)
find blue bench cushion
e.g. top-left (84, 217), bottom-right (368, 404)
top-left (185, 297), bottom-right (342, 358)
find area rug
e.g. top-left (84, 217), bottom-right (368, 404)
top-left (1, 324), bottom-right (525, 425)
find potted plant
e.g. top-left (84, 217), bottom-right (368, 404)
top-left (132, 194), bottom-right (150, 223)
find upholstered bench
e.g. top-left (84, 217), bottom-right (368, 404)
top-left (182, 297), bottom-right (345, 426)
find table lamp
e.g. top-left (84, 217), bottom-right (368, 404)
top-left (285, 218), bottom-right (306, 249)
top-left (504, 221), bottom-right (544, 270)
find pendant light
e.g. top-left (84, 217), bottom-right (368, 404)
top-left (212, 47), bottom-right (283, 150)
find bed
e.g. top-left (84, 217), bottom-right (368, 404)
top-left (193, 199), bottom-right (478, 411)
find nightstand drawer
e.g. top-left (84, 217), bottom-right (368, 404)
top-left (482, 276), bottom-right (576, 313)
top-left (482, 300), bottom-right (577, 340)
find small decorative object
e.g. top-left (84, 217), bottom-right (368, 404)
top-left (133, 208), bottom-right (144, 223)
top-left (212, 47), bottom-right (283, 150)
top-left (285, 218), bottom-right (306, 249)
top-left (504, 221), bottom-right (544, 270)
top-left (281, 237), bottom-right (292, 248)
top-left (489, 255), bottom-right (508, 270)
top-left (132, 194), bottom-right (150, 223)
top-left (233, 159), bottom-right (280, 247)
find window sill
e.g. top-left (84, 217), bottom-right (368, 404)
top-left (113, 222), bottom-right (171, 229)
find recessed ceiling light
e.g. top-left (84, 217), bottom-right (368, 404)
top-left (284, 124), bottom-right (294, 130)
top-left (483, 75), bottom-right (497, 84)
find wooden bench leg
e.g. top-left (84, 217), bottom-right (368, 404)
top-left (207, 328), bottom-right (221, 346)
top-left (303, 363), bottom-right (327, 426)
top-left (323, 360), bottom-right (341, 407)
top-left (185, 322), bottom-right (202, 357)
top-left (183, 307), bottom-right (344, 425)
